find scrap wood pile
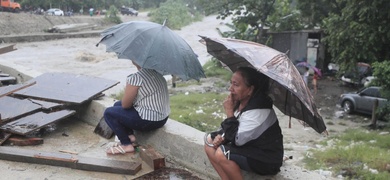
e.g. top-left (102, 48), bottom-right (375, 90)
top-left (0, 72), bottom-right (119, 146)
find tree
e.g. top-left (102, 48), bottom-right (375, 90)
top-left (322, 0), bottom-right (390, 72)
top-left (267, 0), bottom-right (304, 32)
top-left (196, 0), bottom-right (276, 43)
top-left (296, 0), bottom-right (345, 29)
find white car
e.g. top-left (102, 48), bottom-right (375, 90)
top-left (47, 8), bottom-right (64, 16)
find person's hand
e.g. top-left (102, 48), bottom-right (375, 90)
top-left (223, 94), bottom-right (235, 118)
top-left (212, 134), bottom-right (224, 149)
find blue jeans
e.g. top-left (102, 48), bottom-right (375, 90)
top-left (104, 101), bottom-right (168, 145)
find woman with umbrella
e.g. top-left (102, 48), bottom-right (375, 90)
top-left (204, 67), bottom-right (284, 179)
top-left (104, 61), bottom-right (170, 155)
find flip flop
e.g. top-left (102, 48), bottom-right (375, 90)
top-left (106, 145), bottom-right (134, 155)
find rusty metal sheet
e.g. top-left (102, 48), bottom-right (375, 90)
top-left (0, 110), bottom-right (76, 135)
top-left (0, 96), bottom-right (42, 123)
top-left (13, 72), bottom-right (119, 105)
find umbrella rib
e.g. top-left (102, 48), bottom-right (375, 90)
top-left (96, 33), bottom-right (114, 47)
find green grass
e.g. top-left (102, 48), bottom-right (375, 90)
top-left (169, 92), bottom-right (228, 132)
top-left (203, 59), bottom-right (232, 82)
top-left (303, 128), bottom-right (390, 179)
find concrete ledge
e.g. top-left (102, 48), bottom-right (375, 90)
top-left (0, 32), bottom-right (100, 43)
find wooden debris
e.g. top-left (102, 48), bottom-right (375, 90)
top-left (6, 136), bottom-right (44, 146)
top-left (0, 76), bottom-right (16, 85)
top-left (0, 44), bottom-right (17, 55)
top-left (0, 146), bottom-right (142, 175)
top-left (0, 81), bottom-right (36, 98)
top-left (59, 150), bottom-right (78, 155)
top-left (139, 145), bottom-right (165, 170)
top-left (28, 98), bottom-right (63, 110)
top-left (13, 72), bottom-right (119, 104)
top-left (0, 131), bottom-right (11, 145)
top-left (0, 110), bottom-right (76, 135)
top-left (94, 116), bottom-right (114, 139)
top-left (0, 96), bottom-right (42, 123)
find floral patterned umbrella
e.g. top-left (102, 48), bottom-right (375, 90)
top-left (201, 36), bottom-right (327, 134)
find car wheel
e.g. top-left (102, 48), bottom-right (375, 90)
top-left (342, 100), bottom-right (354, 114)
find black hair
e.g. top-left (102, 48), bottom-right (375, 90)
top-left (235, 67), bottom-right (269, 95)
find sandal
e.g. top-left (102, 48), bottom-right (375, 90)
top-left (106, 145), bottom-right (134, 155)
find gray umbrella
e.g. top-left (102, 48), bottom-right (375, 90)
top-left (96, 21), bottom-right (206, 81)
top-left (200, 36), bottom-right (327, 134)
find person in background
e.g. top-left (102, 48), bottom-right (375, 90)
top-left (303, 67), bottom-right (309, 86)
top-left (312, 71), bottom-right (319, 94)
top-left (104, 61), bottom-right (170, 155)
top-left (204, 67), bottom-right (284, 179)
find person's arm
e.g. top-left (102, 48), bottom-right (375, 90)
top-left (121, 74), bottom-right (142, 109)
top-left (121, 84), bottom-right (140, 108)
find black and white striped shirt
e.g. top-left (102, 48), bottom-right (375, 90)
top-left (127, 68), bottom-right (170, 121)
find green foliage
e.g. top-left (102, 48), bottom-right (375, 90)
top-left (322, 0), bottom-right (390, 70)
top-left (149, 0), bottom-right (202, 30)
top-left (371, 61), bottom-right (390, 119)
top-left (296, 0), bottom-right (345, 29)
top-left (169, 92), bottom-right (227, 132)
top-left (304, 128), bottom-right (390, 179)
top-left (104, 5), bottom-right (122, 24)
top-left (267, 0), bottom-right (304, 32)
top-left (198, 0), bottom-right (277, 43)
top-left (202, 58), bottom-right (232, 82)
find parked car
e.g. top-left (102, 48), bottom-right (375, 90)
top-left (46, 8), bottom-right (64, 16)
top-left (339, 86), bottom-right (387, 116)
top-left (340, 62), bottom-right (373, 86)
top-left (120, 7), bottom-right (138, 16)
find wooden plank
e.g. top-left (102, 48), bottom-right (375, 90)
top-left (0, 96), bottom-right (42, 123)
top-left (0, 146), bottom-right (142, 175)
top-left (0, 81), bottom-right (36, 98)
top-left (6, 136), bottom-right (44, 146)
top-left (0, 44), bottom-right (17, 55)
top-left (93, 116), bottom-right (114, 139)
top-left (0, 131), bottom-right (12, 145)
top-left (77, 156), bottom-right (142, 175)
top-left (139, 145), bottom-right (165, 170)
top-left (0, 110), bottom-right (76, 135)
top-left (13, 72), bottom-right (119, 105)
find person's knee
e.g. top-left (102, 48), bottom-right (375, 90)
top-left (103, 107), bottom-right (116, 122)
top-left (214, 148), bottom-right (227, 164)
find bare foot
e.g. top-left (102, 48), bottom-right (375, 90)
top-left (106, 144), bottom-right (134, 155)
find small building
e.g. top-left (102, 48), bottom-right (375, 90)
top-left (268, 29), bottom-right (327, 71)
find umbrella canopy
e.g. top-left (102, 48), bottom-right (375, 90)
top-left (201, 36), bottom-right (327, 134)
top-left (97, 21), bottom-right (206, 81)
top-left (296, 62), bottom-right (322, 77)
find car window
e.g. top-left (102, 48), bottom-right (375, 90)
top-left (361, 87), bottom-right (380, 97)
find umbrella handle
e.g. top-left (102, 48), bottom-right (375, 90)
top-left (204, 133), bottom-right (214, 147)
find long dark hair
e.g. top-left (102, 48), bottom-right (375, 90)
top-left (235, 67), bottom-right (269, 95)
